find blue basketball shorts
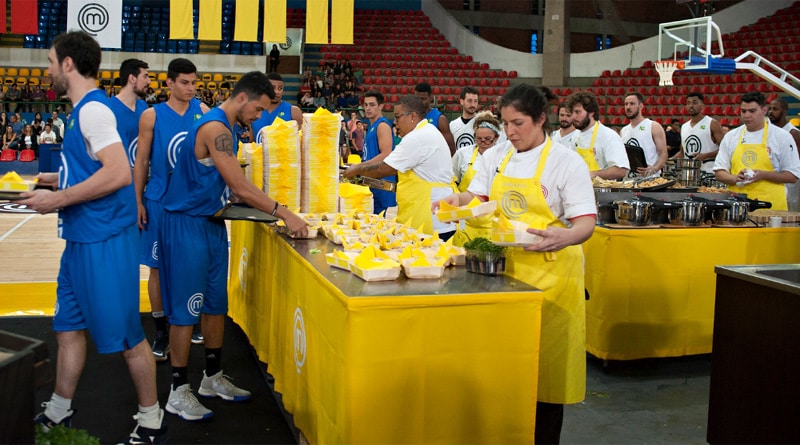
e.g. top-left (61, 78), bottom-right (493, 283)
top-left (139, 197), bottom-right (163, 268)
top-left (53, 224), bottom-right (145, 354)
top-left (158, 210), bottom-right (229, 326)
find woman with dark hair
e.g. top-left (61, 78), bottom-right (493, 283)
top-left (435, 84), bottom-right (596, 444)
top-left (2, 124), bottom-right (18, 150)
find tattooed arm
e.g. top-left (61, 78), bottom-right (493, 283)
top-left (203, 123), bottom-right (308, 236)
top-left (341, 160), bottom-right (398, 179)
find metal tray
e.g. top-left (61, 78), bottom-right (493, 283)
top-left (0, 191), bottom-right (24, 200)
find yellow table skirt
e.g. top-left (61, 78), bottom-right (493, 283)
top-left (228, 221), bottom-right (543, 444)
top-left (584, 226), bottom-right (800, 360)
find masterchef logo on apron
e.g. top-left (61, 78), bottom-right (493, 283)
top-left (741, 150), bottom-right (758, 167)
top-left (501, 186), bottom-right (549, 217)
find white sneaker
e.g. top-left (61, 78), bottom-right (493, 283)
top-left (166, 384), bottom-right (213, 421)
top-left (198, 370), bottom-right (251, 402)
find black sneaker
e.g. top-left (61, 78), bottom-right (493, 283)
top-left (152, 332), bottom-right (169, 362)
top-left (120, 420), bottom-right (168, 444)
top-left (33, 404), bottom-right (75, 433)
top-left (191, 327), bottom-right (204, 345)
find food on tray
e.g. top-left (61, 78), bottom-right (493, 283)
top-left (592, 177), bottom-right (632, 188)
top-left (698, 186), bottom-right (728, 194)
top-left (635, 177), bottom-right (671, 188)
top-left (0, 171), bottom-right (37, 192)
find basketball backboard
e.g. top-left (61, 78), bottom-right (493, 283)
top-left (658, 16), bottom-right (734, 73)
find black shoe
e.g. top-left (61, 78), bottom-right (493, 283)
top-left (33, 405), bottom-right (75, 433)
top-left (120, 422), bottom-right (168, 444)
top-left (191, 327), bottom-right (204, 345)
top-left (152, 332), bottom-right (169, 362)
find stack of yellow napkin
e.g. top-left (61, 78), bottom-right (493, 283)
top-left (261, 118), bottom-right (301, 210)
top-left (302, 108), bottom-right (341, 213)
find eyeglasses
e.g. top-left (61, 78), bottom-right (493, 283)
top-left (395, 112), bottom-right (412, 119)
top-left (476, 136), bottom-right (496, 143)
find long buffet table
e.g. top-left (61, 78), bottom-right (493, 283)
top-left (227, 221), bottom-right (543, 444)
top-left (584, 224), bottom-right (800, 360)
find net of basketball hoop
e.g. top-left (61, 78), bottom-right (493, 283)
top-left (655, 60), bottom-right (685, 86)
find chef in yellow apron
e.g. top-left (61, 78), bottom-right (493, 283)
top-left (451, 112), bottom-right (502, 246)
top-left (564, 93), bottom-right (630, 180)
top-left (342, 95), bottom-right (457, 239)
top-left (714, 96), bottom-right (800, 211)
top-left (434, 84), bottom-right (597, 443)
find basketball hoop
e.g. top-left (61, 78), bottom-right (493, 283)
top-left (654, 60), bottom-right (685, 86)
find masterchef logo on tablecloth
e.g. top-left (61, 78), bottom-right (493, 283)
top-left (238, 247), bottom-right (248, 294)
top-left (684, 135), bottom-right (702, 157)
top-left (293, 307), bottom-right (306, 373)
top-left (187, 293), bottom-right (204, 317)
top-left (741, 150), bottom-right (758, 167)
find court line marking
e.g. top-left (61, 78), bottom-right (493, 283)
top-left (0, 214), bottom-right (37, 241)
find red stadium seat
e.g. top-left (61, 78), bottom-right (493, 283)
top-left (19, 149), bottom-right (35, 162)
top-left (0, 149), bottom-right (17, 162)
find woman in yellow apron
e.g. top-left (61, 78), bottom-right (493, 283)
top-left (435, 84), bottom-right (597, 443)
top-left (452, 112), bottom-right (502, 246)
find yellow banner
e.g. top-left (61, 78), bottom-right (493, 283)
top-left (263, 0), bottom-right (287, 44)
top-left (330, 0), bottom-right (353, 44)
top-left (305, 0), bottom-right (328, 44)
top-left (169, 0), bottom-right (194, 40)
top-left (198, 0), bottom-right (222, 40)
top-left (234, 0), bottom-right (259, 42)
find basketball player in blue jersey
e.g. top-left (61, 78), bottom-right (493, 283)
top-left (134, 58), bottom-right (209, 362)
top-left (360, 90), bottom-right (397, 215)
top-left (414, 82), bottom-right (456, 156)
top-left (108, 59), bottom-right (150, 168)
top-left (20, 31), bottom-right (166, 444)
top-left (159, 71), bottom-right (307, 421)
top-left (250, 72), bottom-right (303, 144)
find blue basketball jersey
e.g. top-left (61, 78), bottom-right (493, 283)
top-left (425, 108), bottom-right (443, 126)
top-left (162, 107), bottom-right (234, 216)
top-left (364, 116), bottom-right (397, 183)
top-left (143, 98), bottom-right (204, 201)
top-left (58, 89), bottom-right (136, 243)
top-left (107, 96), bottom-right (148, 167)
top-left (252, 101), bottom-right (293, 144)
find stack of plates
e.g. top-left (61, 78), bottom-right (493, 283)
top-left (301, 110), bottom-right (342, 213)
top-left (238, 142), bottom-right (264, 190)
top-left (261, 118), bottom-right (301, 211)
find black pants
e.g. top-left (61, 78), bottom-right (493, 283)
top-left (535, 402), bottom-right (564, 444)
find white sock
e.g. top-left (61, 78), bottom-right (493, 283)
top-left (44, 393), bottom-right (73, 422)
top-left (137, 403), bottom-right (163, 430)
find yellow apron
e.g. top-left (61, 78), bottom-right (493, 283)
top-left (397, 169), bottom-right (453, 235)
top-left (489, 140), bottom-right (586, 404)
top-left (727, 122), bottom-right (788, 210)
top-left (453, 146), bottom-right (492, 246)
top-left (575, 122), bottom-right (601, 172)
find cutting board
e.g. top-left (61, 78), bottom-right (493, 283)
top-left (749, 210), bottom-right (800, 224)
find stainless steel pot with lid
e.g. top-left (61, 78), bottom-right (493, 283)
top-left (712, 200), bottom-right (748, 225)
top-left (668, 197), bottom-right (707, 226)
top-left (613, 198), bottom-right (653, 226)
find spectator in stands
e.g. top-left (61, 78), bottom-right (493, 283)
top-left (250, 72), bottom-right (303, 143)
top-left (672, 92), bottom-right (722, 175)
top-left (2, 124), bottom-right (18, 150)
top-left (202, 88), bottom-right (214, 108)
top-left (145, 87), bottom-right (157, 105)
top-left (300, 92), bottom-right (314, 109)
top-left (339, 120), bottom-right (350, 160)
top-left (335, 92), bottom-right (348, 110)
top-left (30, 86), bottom-right (45, 113)
top-left (0, 112), bottom-right (7, 135)
top-left (551, 103), bottom-right (578, 149)
top-left (414, 82), bottom-right (456, 156)
top-left (10, 114), bottom-right (23, 134)
top-left (45, 85), bottom-right (57, 111)
top-left (38, 123), bottom-right (58, 145)
top-left (50, 111), bottom-right (64, 139)
top-left (620, 92), bottom-right (668, 176)
top-left (768, 97), bottom-right (800, 211)
top-left (343, 94), bottom-right (456, 240)
top-left (31, 112), bottom-right (44, 137)
top-left (156, 89), bottom-right (168, 103)
top-left (0, 87), bottom-right (5, 113)
top-left (313, 91), bottom-right (326, 110)
top-left (20, 84), bottom-right (33, 112)
top-left (21, 124), bottom-right (38, 157)
top-left (665, 119), bottom-right (682, 157)
top-left (350, 120), bottom-right (365, 156)
top-left (5, 84), bottom-right (20, 112)
top-left (268, 44), bottom-right (281, 73)
top-left (449, 86), bottom-right (480, 152)
top-left (714, 92), bottom-right (800, 211)
top-left (345, 91), bottom-right (360, 109)
top-left (565, 91), bottom-right (629, 180)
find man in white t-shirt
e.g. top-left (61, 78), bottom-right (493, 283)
top-left (449, 86), bottom-right (480, 152)
top-left (342, 95), bottom-right (455, 239)
top-left (564, 91), bottom-right (629, 179)
top-left (714, 92), bottom-right (800, 210)
top-left (768, 97), bottom-right (800, 210)
top-left (620, 92), bottom-right (668, 176)
top-left (550, 103), bottom-right (579, 149)
top-left (38, 123), bottom-right (58, 144)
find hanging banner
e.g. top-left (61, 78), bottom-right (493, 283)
top-left (305, 0), bottom-right (328, 44)
top-left (263, 0), bottom-right (287, 43)
top-left (233, 0), bottom-right (259, 42)
top-left (10, 0), bottom-right (38, 35)
top-left (198, 0), bottom-right (222, 41)
top-left (66, 0), bottom-right (122, 48)
top-left (330, 0), bottom-right (353, 45)
top-left (170, 0), bottom-right (194, 40)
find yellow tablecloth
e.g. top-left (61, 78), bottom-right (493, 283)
top-left (228, 221), bottom-right (543, 444)
top-left (584, 226), bottom-right (800, 360)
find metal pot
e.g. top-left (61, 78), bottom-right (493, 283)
top-left (712, 201), bottom-right (749, 225)
top-left (668, 199), bottom-right (707, 226)
top-left (613, 199), bottom-right (653, 226)
top-left (679, 168), bottom-right (701, 187)
top-left (675, 158), bottom-right (702, 170)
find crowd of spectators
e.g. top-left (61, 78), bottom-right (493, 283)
top-left (0, 110), bottom-right (66, 159)
top-left (1, 83), bottom-right (65, 114)
top-left (298, 59), bottom-right (363, 113)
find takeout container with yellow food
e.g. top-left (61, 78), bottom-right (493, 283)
top-left (435, 198), bottom-right (497, 223)
top-left (0, 172), bottom-right (36, 192)
top-left (401, 256), bottom-right (448, 279)
top-left (491, 214), bottom-right (543, 246)
top-left (349, 245), bottom-right (402, 281)
top-left (325, 251), bottom-right (357, 270)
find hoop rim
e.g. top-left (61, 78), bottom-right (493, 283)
top-left (654, 60), bottom-right (686, 70)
